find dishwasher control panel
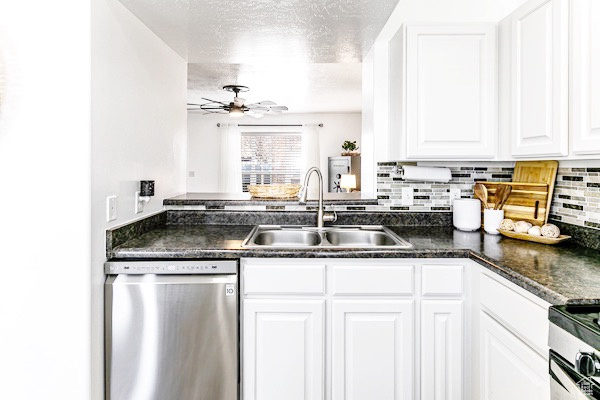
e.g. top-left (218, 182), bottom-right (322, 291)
top-left (105, 260), bottom-right (237, 274)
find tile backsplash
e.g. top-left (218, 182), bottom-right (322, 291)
top-left (376, 162), bottom-right (600, 231)
top-left (549, 167), bottom-right (600, 230)
top-left (376, 162), bottom-right (513, 211)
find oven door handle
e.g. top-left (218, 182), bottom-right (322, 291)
top-left (551, 354), bottom-right (595, 399)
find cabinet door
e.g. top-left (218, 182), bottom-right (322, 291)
top-left (405, 24), bottom-right (497, 159)
top-left (571, 0), bottom-right (600, 154)
top-left (510, 0), bottom-right (569, 157)
top-left (421, 300), bottom-right (464, 400)
top-left (479, 311), bottom-right (549, 400)
top-left (332, 300), bottom-right (414, 400)
top-left (243, 299), bottom-right (325, 400)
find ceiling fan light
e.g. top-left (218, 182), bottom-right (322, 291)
top-left (229, 107), bottom-right (245, 118)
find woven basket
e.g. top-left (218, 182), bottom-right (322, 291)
top-left (248, 184), bottom-right (301, 199)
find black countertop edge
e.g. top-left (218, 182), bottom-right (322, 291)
top-left (106, 243), bottom-right (600, 306)
top-left (468, 253), bottom-right (569, 305)
top-left (163, 192), bottom-right (378, 206)
top-left (165, 210), bottom-right (453, 227)
top-left (163, 199), bottom-right (379, 206)
top-left (108, 248), bottom-right (471, 260)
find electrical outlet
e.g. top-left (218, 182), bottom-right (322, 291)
top-left (450, 188), bottom-right (461, 200)
top-left (401, 187), bottom-right (414, 206)
top-left (106, 196), bottom-right (117, 222)
top-left (134, 191), bottom-right (143, 214)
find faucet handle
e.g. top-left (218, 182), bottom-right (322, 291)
top-left (297, 185), bottom-right (308, 204)
top-left (323, 204), bottom-right (337, 223)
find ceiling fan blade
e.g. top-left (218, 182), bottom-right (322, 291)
top-left (246, 106), bottom-right (269, 111)
top-left (270, 106), bottom-right (288, 111)
top-left (201, 97), bottom-right (229, 106)
top-left (246, 111), bottom-right (265, 119)
top-left (257, 100), bottom-right (276, 106)
top-left (187, 103), bottom-right (202, 110)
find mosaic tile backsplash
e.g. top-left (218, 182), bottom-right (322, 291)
top-left (376, 163), bottom-right (514, 211)
top-left (376, 162), bottom-right (600, 231)
top-left (549, 167), bottom-right (600, 230)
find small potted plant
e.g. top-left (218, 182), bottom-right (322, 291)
top-left (341, 140), bottom-right (360, 156)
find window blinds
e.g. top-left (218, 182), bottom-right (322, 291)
top-left (241, 132), bottom-right (302, 192)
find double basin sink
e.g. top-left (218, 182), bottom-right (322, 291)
top-left (242, 225), bottom-right (412, 249)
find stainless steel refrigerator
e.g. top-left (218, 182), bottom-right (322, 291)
top-left (328, 156), bottom-right (361, 192)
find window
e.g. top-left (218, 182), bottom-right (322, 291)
top-left (241, 132), bottom-right (302, 192)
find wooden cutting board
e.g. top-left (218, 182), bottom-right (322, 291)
top-left (512, 160), bottom-right (559, 224)
top-left (479, 160), bottom-right (559, 226)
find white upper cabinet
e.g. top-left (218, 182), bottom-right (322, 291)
top-left (389, 24), bottom-right (497, 160)
top-left (508, 0), bottom-right (569, 157)
top-left (570, 0), bottom-right (600, 154)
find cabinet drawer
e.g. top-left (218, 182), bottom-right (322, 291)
top-left (332, 265), bottom-right (414, 295)
top-left (479, 272), bottom-right (549, 353)
top-left (244, 263), bottom-right (326, 295)
top-left (421, 264), bottom-right (463, 296)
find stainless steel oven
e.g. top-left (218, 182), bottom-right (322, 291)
top-left (549, 305), bottom-right (600, 399)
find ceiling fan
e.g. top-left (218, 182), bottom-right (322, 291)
top-left (187, 85), bottom-right (289, 118)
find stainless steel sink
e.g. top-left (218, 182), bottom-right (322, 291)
top-left (242, 225), bottom-right (412, 249)
top-left (252, 230), bottom-right (322, 247)
top-left (325, 230), bottom-right (400, 246)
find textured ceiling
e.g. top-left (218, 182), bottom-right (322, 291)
top-left (117, 0), bottom-right (400, 63)
top-left (188, 63), bottom-right (362, 113)
top-left (116, 0), bottom-right (401, 113)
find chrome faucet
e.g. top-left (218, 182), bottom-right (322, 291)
top-left (298, 167), bottom-right (337, 228)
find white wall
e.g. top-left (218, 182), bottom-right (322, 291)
top-left (91, 0), bottom-right (187, 398)
top-left (0, 1), bottom-right (91, 399)
top-left (187, 113), bottom-right (363, 193)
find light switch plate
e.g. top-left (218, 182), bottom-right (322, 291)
top-left (450, 188), bottom-right (461, 200)
top-left (401, 187), bottom-right (414, 206)
top-left (106, 195), bottom-right (117, 222)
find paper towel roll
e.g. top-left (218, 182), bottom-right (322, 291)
top-left (402, 165), bottom-right (452, 182)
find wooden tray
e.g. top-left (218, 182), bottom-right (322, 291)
top-left (498, 229), bottom-right (571, 245)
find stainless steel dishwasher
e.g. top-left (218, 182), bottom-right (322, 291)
top-left (104, 260), bottom-right (238, 400)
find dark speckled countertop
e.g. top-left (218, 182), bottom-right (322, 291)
top-left (107, 213), bottom-right (600, 305)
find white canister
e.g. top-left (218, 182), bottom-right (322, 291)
top-left (483, 209), bottom-right (505, 235)
top-left (453, 199), bottom-right (481, 231)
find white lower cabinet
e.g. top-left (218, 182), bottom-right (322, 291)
top-left (242, 299), bottom-right (325, 400)
top-left (471, 265), bottom-right (551, 400)
top-left (332, 300), bottom-right (414, 400)
top-left (242, 258), bottom-right (551, 400)
top-left (421, 300), bottom-right (464, 400)
top-left (479, 311), bottom-right (549, 400)
top-left (241, 258), bottom-right (470, 400)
